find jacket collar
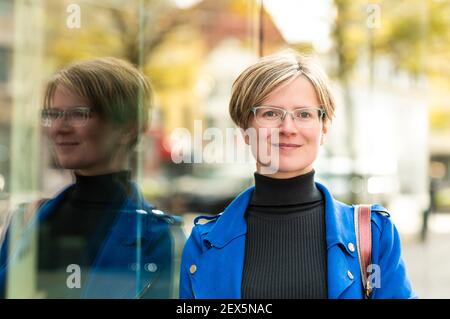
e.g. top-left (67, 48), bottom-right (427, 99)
top-left (204, 181), bottom-right (355, 251)
top-left (204, 186), bottom-right (253, 248)
top-left (316, 182), bottom-right (356, 252)
top-left (37, 182), bottom-right (154, 244)
top-left (38, 181), bottom-right (153, 216)
top-left (317, 183), bottom-right (359, 298)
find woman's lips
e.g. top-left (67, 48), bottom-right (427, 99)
top-left (272, 143), bottom-right (302, 149)
top-left (55, 142), bottom-right (80, 152)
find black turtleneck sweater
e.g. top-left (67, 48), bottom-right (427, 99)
top-left (37, 171), bottom-right (131, 297)
top-left (241, 170), bottom-right (328, 299)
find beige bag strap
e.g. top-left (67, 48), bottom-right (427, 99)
top-left (354, 204), bottom-right (373, 299)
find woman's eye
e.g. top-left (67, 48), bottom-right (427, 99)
top-left (71, 109), bottom-right (90, 119)
top-left (263, 110), bottom-right (279, 118)
top-left (298, 111), bottom-right (312, 118)
top-left (47, 111), bottom-right (60, 119)
top-left (71, 111), bottom-right (85, 118)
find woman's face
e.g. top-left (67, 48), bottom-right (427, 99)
top-left (246, 76), bottom-right (328, 179)
top-left (46, 85), bottom-right (127, 176)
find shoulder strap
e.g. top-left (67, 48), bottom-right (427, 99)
top-left (354, 204), bottom-right (373, 299)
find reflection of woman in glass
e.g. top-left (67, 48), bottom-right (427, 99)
top-left (1, 58), bottom-right (184, 298)
top-left (180, 50), bottom-right (415, 299)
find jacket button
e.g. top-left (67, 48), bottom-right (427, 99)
top-left (347, 270), bottom-right (354, 280)
top-left (189, 264), bottom-right (197, 274)
top-left (347, 242), bottom-right (355, 252)
top-left (145, 263), bottom-right (158, 272)
top-left (129, 263), bottom-right (139, 272)
top-left (205, 240), bottom-right (212, 248)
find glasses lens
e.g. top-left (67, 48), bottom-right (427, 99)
top-left (41, 109), bottom-right (57, 127)
top-left (295, 108), bottom-right (317, 119)
top-left (253, 107), bottom-right (323, 128)
top-left (255, 107), bottom-right (284, 127)
top-left (68, 108), bottom-right (90, 127)
top-left (293, 108), bottom-right (322, 127)
top-left (40, 107), bottom-right (91, 127)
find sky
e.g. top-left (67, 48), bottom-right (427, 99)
top-left (174, 0), bottom-right (334, 52)
top-left (263, 0), bottom-right (333, 51)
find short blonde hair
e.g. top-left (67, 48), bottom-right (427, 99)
top-left (229, 49), bottom-right (336, 129)
top-left (43, 57), bottom-right (152, 147)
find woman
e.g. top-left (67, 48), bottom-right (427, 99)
top-left (1, 57), bottom-right (184, 298)
top-left (179, 50), bottom-right (415, 299)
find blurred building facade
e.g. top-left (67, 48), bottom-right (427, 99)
top-left (0, 0), bottom-right (449, 298)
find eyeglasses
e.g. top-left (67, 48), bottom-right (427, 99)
top-left (251, 106), bottom-right (325, 128)
top-left (41, 107), bottom-right (94, 127)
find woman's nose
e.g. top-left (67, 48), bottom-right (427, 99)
top-left (279, 113), bottom-right (297, 134)
top-left (49, 117), bottom-right (73, 135)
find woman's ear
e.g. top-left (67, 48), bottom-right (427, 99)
top-left (119, 127), bottom-right (138, 148)
top-left (240, 127), bottom-right (251, 145)
top-left (320, 122), bottom-right (328, 145)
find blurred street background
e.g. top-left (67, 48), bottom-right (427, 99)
top-left (402, 214), bottom-right (450, 298)
top-left (0, 0), bottom-right (449, 298)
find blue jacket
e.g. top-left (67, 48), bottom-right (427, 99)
top-left (0, 182), bottom-right (185, 299)
top-left (180, 182), bottom-right (416, 299)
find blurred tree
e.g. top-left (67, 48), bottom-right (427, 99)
top-left (332, 0), bottom-right (450, 82)
top-left (330, 0), bottom-right (450, 203)
top-left (332, 0), bottom-right (450, 133)
top-left (331, 0), bottom-right (367, 165)
top-left (45, 0), bottom-right (183, 67)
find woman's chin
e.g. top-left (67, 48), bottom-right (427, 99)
top-left (273, 164), bottom-right (312, 176)
top-left (55, 158), bottom-right (81, 170)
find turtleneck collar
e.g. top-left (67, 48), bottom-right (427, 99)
top-left (71, 170), bottom-right (131, 204)
top-left (250, 169), bottom-right (322, 206)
